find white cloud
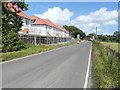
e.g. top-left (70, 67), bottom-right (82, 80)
top-left (92, 28), bottom-right (102, 33)
top-left (34, 7), bottom-right (117, 35)
top-left (72, 8), bottom-right (118, 34)
top-left (35, 7), bottom-right (73, 25)
top-left (103, 20), bottom-right (118, 26)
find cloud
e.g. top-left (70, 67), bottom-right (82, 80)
top-left (72, 8), bottom-right (118, 34)
top-left (35, 7), bottom-right (73, 25)
top-left (34, 7), bottom-right (117, 35)
top-left (103, 20), bottom-right (118, 26)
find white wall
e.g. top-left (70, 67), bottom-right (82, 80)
top-left (19, 18), bottom-right (31, 34)
top-left (29, 25), bottom-right (46, 36)
top-left (22, 18), bottom-right (30, 27)
top-left (20, 18), bottom-right (69, 37)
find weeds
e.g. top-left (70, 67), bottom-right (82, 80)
top-left (92, 40), bottom-right (119, 88)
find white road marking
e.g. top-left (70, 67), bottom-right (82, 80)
top-left (83, 42), bottom-right (92, 88)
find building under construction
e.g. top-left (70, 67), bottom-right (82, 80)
top-left (6, 2), bottom-right (71, 44)
top-left (19, 33), bottom-right (70, 45)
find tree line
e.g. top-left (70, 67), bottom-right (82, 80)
top-left (63, 25), bottom-right (86, 39)
top-left (87, 31), bottom-right (120, 42)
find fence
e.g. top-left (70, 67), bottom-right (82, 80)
top-left (19, 34), bottom-right (72, 45)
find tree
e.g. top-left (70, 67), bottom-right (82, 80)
top-left (114, 31), bottom-right (120, 37)
top-left (87, 33), bottom-right (96, 40)
top-left (2, 0), bottom-right (28, 52)
top-left (63, 25), bottom-right (86, 39)
top-left (113, 31), bottom-right (120, 42)
top-left (87, 33), bottom-right (96, 38)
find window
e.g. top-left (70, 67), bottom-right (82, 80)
top-left (49, 26), bottom-right (52, 29)
top-left (47, 26), bottom-right (49, 29)
top-left (45, 25), bottom-right (47, 29)
top-left (39, 30), bottom-right (41, 33)
top-left (26, 19), bottom-right (29, 25)
top-left (31, 19), bottom-right (36, 23)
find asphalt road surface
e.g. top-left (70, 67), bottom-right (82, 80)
top-left (2, 41), bottom-right (92, 88)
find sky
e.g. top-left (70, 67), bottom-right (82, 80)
top-left (24, 2), bottom-right (118, 35)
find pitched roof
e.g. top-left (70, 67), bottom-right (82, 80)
top-left (30, 16), bottom-right (47, 25)
top-left (62, 28), bottom-right (69, 33)
top-left (30, 17), bottom-right (69, 33)
top-left (55, 25), bottom-right (69, 33)
top-left (54, 25), bottom-right (62, 31)
top-left (7, 2), bottom-right (30, 19)
top-left (22, 28), bottom-right (28, 32)
top-left (17, 9), bottom-right (30, 19)
top-left (42, 19), bottom-right (56, 27)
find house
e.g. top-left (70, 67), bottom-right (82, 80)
top-left (42, 19), bottom-right (57, 37)
top-left (25, 16), bottom-right (69, 38)
top-left (6, 2), bottom-right (70, 44)
top-left (29, 16), bottom-right (48, 36)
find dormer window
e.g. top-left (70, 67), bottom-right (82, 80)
top-left (31, 19), bottom-right (36, 23)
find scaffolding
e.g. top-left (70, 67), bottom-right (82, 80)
top-left (19, 34), bottom-right (71, 45)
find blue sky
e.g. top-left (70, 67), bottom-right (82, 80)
top-left (24, 2), bottom-right (118, 35)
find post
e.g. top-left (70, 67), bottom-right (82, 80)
top-left (34, 28), bottom-right (36, 45)
top-left (96, 27), bottom-right (97, 40)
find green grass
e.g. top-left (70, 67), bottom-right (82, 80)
top-left (1, 42), bottom-right (76, 62)
top-left (92, 40), bottom-right (119, 88)
top-left (100, 41), bottom-right (119, 53)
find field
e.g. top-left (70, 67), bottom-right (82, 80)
top-left (100, 41), bottom-right (119, 53)
top-left (1, 42), bottom-right (76, 62)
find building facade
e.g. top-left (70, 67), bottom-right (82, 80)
top-left (7, 2), bottom-right (70, 44)
top-left (19, 15), bottom-right (69, 38)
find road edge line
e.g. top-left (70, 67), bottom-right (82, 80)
top-left (83, 42), bottom-right (92, 88)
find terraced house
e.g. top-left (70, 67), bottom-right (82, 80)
top-left (7, 2), bottom-right (70, 44)
top-left (20, 15), bottom-right (69, 38)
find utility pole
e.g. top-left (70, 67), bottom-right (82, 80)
top-left (96, 27), bottom-right (97, 40)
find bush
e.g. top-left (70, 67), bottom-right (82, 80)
top-left (2, 33), bottom-right (26, 52)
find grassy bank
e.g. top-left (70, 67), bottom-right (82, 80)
top-left (100, 41), bottom-right (119, 53)
top-left (92, 40), bottom-right (119, 88)
top-left (1, 42), bottom-right (76, 62)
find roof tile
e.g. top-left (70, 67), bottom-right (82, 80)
top-left (7, 2), bottom-right (30, 19)
top-left (30, 16), bottom-right (46, 25)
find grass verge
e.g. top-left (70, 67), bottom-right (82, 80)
top-left (1, 42), bottom-right (76, 62)
top-left (92, 40), bottom-right (119, 88)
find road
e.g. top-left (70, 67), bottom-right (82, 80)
top-left (2, 41), bottom-right (92, 88)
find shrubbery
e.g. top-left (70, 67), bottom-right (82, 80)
top-left (2, 33), bottom-right (26, 52)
